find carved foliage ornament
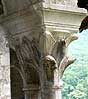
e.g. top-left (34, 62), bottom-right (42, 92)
top-left (14, 31), bottom-right (78, 83)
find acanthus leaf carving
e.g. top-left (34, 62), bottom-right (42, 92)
top-left (11, 30), bottom-right (78, 93)
top-left (42, 30), bottom-right (78, 78)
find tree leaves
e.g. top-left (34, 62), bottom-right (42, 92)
top-left (62, 30), bottom-right (88, 99)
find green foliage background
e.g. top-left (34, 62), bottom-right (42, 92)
top-left (62, 29), bottom-right (88, 99)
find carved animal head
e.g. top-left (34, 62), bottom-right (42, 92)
top-left (42, 55), bottom-right (57, 81)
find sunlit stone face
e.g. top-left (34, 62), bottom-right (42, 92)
top-left (0, 27), bottom-right (10, 99)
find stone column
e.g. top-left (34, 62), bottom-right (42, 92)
top-left (42, 55), bottom-right (62, 99)
top-left (43, 68), bottom-right (63, 99)
top-left (43, 83), bottom-right (62, 99)
top-left (41, 31), bottom-right (78, 99)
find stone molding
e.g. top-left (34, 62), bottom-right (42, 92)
top-left (43, 0), bottom-right (87, 13)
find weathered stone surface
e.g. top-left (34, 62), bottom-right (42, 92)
top-left (0, 54), bottom-right (10, 99)
top-left (0, 26), bottom-right (10, 99)
top-left (0, 0), bottom-right (87, 99)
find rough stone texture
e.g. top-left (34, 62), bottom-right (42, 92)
top-left (0, 27), bottom-right (10, 99)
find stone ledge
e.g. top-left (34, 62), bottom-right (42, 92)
top-left (43, 3), bottom-right (87, 15)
